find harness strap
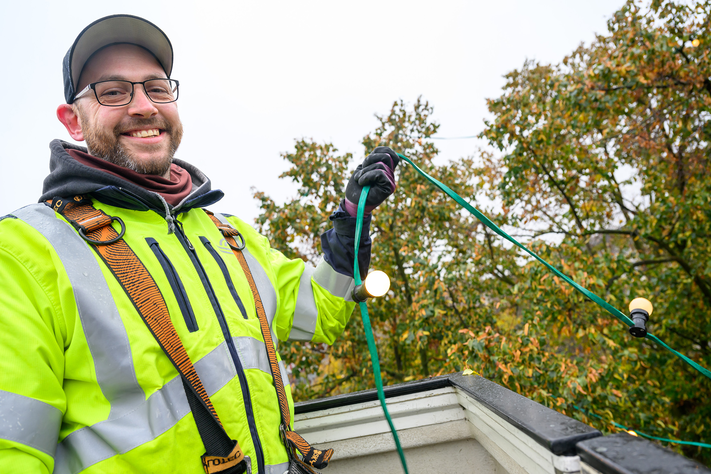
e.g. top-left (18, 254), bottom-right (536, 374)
top-left (52, 197), bottom-right (248, 474)
top-left (206, 211), bottom-right (333, 472)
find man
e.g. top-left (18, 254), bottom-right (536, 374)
top-left (0, 14), bottom-right (399, 474)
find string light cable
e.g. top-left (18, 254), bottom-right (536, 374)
top-left (354, 185), bottom-right (409, 474)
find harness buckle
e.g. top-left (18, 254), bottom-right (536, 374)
top-left (78, 216), bottom-right (126, 245)
top-left (225, 230), bottom-right (246, 250)
top-left (279, 423), bottom-right (289, 449)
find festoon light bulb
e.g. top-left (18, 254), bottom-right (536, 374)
top-left (628, 297), bottom-right (653, 338)
top-left (353, 270), bottom-right (391, 302)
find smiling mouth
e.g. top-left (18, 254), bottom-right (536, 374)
top-left (122, 129), bottom-right (162, 138)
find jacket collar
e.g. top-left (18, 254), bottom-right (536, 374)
top-left (40, 139), bottom-right (224, 215)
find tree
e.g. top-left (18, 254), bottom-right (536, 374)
top-left (254, 0), bottom-right (711, 465)
top-left (475, 0), bottom-right (711, 463)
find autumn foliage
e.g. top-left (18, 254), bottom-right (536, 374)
top-left (254, 0), bottom-right (711, 465)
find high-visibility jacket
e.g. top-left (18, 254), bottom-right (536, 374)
top-left (0, 141), bottom-right (367, 474)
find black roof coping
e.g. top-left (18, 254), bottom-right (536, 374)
top-left (294, 372), bottom-right (601, 456)
top-left (576, 432), bottom-right (711, 474)
top-left (449, 373), bottom-right (601, 456)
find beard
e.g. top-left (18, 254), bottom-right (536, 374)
top-left (78, 108), bottom-right (184, 176)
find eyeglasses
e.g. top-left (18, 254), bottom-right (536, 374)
top-left (73, 79), bottom-right (180, 106)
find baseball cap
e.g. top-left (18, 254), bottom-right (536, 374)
top-left (63, 14), bottom-right (173, 104)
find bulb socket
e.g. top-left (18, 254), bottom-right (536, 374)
top-left (352, 271), bottom-right (390, 302)
top-left (352, 284), bottom-right (370, 303)
top-left (629, 308), bottom-right (649, 338)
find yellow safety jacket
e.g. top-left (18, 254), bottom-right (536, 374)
top-left (0, 141), bottom-right (362, 474)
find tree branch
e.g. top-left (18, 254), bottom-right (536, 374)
top-left (600, 138), bottom-right (637, 221)
top-left (537, 208), bottom-right (572, 236)
top-left (643, 234), bottom-right (711, 306)
top-left (605, 273), bottom-right (624, 292)
top-left (384, 368), bottom-right (404, 379)
top-left (675, 45), bottom-right (691, 65)
top-left (630, 258), bottom-right (677, 268)
top-left (532, 229), bottom-right (572, 238)
top-left (537, 160), bottom-right (587, 233)
top-left (443, 282), bottom-right (469, 327)
top-left (484, 230), bottom-right (516, 286)
top-left (493, 268), bottom-right (516, 286)
top-left (587, 223), bottom-right (711, 307)
top-left (666, 328), bottom-right (710, 356)
top-left (388, 221), bottom-right (414, 308)
top-left (582, 229), bottom-right (636, 236)
top-left (323, 371), bottom-right (358, 394)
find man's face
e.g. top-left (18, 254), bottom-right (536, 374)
top-left (73, 44), bottom-right (183, 177)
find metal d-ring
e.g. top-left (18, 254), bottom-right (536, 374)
top-left (79, 217), bottom-right (126, 245)
top-left (226, 231), bottom-right (246, 250)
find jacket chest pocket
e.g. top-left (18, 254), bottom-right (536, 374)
top-left (146, 237), bottom-right (199, 332)
top-left (199, 236), bottom-right (250, 320)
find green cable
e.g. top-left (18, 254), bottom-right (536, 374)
top-left (573, 405), bottom-right (711, 449)
top-left (395, 152), bottom-right (711, 381)
top-left (354, 185), bottom-right (409, 474)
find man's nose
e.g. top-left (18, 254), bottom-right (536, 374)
top-left (127, 85), bottom-right (158, 118)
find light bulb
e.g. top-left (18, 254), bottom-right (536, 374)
top-left (364, 271), bottom-right (390, 298)
top-left (628, 297), bottom-right (653, 338)
top-left (352, 270), bottom-right (391, 302)
top-left (629, 297), bottom-right (653, 316)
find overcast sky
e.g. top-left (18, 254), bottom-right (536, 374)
top-left (0, 0), bottom-right (625, 224)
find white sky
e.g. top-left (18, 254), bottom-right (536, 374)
top-left (0, 0), bottom-right (624, 224)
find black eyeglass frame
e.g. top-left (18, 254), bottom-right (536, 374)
top-left (73, 79), bottom-right (180, 107)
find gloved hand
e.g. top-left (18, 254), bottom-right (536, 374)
top-left (344, 146), bottom-right (400, 216)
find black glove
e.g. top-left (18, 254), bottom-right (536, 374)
top-left (344, 146), bottom-right (400, 216)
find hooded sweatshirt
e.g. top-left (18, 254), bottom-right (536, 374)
top-left (40, 140), bottom-right (224, 222)
top-left (67, 148), bottom-right (193, 206)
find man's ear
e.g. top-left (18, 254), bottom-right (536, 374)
top-left (57, 104), bottom-right (85, 141)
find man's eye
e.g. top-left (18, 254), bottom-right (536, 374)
top-left (148, 87), bottom-right (169, 94)
top-left (101, 89), bottom-right (129, 97)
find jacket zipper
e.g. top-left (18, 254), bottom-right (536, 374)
top-left (171, 217), bottom-right (266, 474)
top-left (200, 237), bottom-right (249, 320)
top-left (146, 238), bottom-right (199, 332)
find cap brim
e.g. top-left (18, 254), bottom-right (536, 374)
top-left (69, 14), bottom-right (173, 94)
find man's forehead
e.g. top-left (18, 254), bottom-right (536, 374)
top-left (78, 44), bottom-right (166, 87)
top-left (93, 72), bottom-right (170, 83)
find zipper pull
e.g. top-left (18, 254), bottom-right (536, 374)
top-left (165, 214), bottom-right (176, 234)
top-left (175, 218), bottom-right (195, 251)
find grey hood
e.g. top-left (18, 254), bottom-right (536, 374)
top-left (40, 139), bottom-right (224, 216)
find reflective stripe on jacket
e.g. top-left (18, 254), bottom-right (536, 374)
top-left (0, 199), bottom-right (356, 474)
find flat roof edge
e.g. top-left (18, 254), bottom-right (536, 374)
top-left (294, 372), bottom-right (600, 456)
top-left (449, 373), bottom-right (601, 455)
top-left (292, 373), bottom-right (708, 471)
top-left (294, 373), bottom-right (452, 414)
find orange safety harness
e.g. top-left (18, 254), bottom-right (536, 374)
top-left (50, 196), bottom-right (333, 474)
top-left (205, 211), bottom-right (333, 474)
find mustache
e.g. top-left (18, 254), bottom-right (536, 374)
top-left (114, 118), bottom-right (173, 134)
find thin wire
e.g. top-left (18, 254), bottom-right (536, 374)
top-left (428, 135), bottom-right (478, 140)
